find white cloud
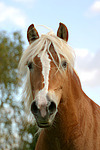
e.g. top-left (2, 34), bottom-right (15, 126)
top-left (85, 0), bottom-right (100, 16)
top-left (75, 48), bottom-right (90, 58)
top-left (75, 48), bottom-right (100, 87)
top-left (90, 1), bottom-right (100, 13)
top-left (79, 69), bottom-right (98, 82)
top-left (0, 2), bottom-right (27, 28)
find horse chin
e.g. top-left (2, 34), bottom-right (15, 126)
top-left (36, 114), bottom-right (55, 128)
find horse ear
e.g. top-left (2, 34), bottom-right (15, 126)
top-left (57, 22), bottom-right (68, 42)
top-left (27, 24), bottom-right (39, 44)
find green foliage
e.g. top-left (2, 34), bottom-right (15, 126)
top-left (0, 31), bottom-right (23, 104)
top-left (0, 31), bottom-right (38, 150)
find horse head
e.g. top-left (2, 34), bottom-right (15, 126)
top-left (19, 23), bottom-right (75, 128)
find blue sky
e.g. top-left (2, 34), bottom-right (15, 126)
top-left (0, 0), bottom-right (100, 105)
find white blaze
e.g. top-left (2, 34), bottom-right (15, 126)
top-left (36, 51), bottom-right (51, 109)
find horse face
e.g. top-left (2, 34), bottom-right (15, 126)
top-left (27, 23), bottom-right (69, 128)
top-left (30, 52), bottom-right (68, 127)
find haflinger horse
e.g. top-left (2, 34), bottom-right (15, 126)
top-left (19, 23), bottom-right (100, 150)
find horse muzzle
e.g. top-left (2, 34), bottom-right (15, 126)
top-left (31, 99), bottom-right (57, 128)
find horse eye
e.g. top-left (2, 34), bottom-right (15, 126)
top-left (61, 61), bottom-right (67, 69)
top-left (28, 62), bottom-right (34, 70)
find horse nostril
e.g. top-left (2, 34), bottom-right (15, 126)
top-left (31, 101), bottom-right (38, 114)
top-left (49, 101), bottom-right (56, 115)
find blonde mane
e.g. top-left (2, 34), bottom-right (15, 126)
top-left (19, 31), bottom-right (75, 115)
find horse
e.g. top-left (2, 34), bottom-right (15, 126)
top-left (19, 23), bottom-right (100, 150)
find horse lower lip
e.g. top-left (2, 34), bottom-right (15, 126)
top-left (38, 122), bottom-right (50, 128)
